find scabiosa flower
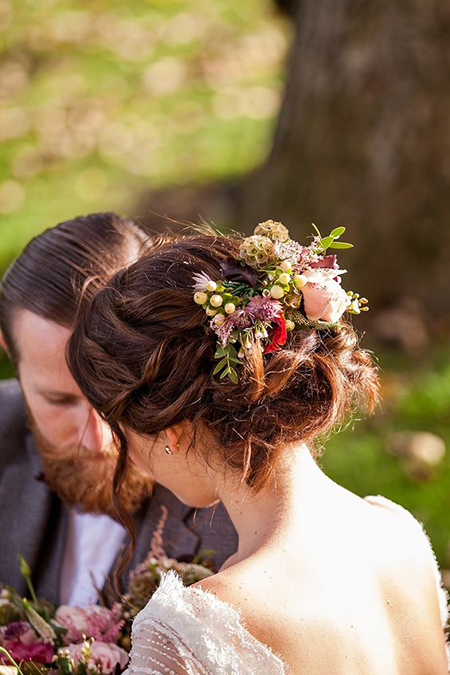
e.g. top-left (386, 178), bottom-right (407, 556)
top-left (239, 235), bottom-right (276, 268)
top-left (254, 219), bottom-right (290, 242)
top-left (245, 296), bottom-right (282, 322)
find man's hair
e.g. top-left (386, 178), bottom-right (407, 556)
top-left (0, 212), bottom-right (150, 366)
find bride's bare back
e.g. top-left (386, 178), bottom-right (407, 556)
top-left (202, 488), bottom-right (448, 675)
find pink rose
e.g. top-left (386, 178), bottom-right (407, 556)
top-left (55, 605), bottom-right (123, 644)
top-left (65, 642), bottom-right (129, 674)
top-left (302, 270), bottom-right (349, 323)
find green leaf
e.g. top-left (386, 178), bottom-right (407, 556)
top-left (328, 242), bottom-right (354, 249)
top-left (320, 236), bottom-right (334, 250)
top-left (220, 367), bottom-right (230, 379)
top-left (215, 346), bottom-right (226, 358)
top-left (213, 358), bottom-right (227, 375)
top-left (228, 368), bottom-right (239, 384)
top-left (330, 226), bottom-right (346, 238)
top-left (76, 663), bottom-right (88, 675)
top-left (227, 343), bottom-right (238, 358)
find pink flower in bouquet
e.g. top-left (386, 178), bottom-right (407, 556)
top-left (66, 642), bottom-right (129, 674)
top-left (0, 621), bottom-right (37, 645)
top-left (2, 640), bottom-right (54, 664)
top-left (55, 605), bottom-right (124, 644)
top-left (301, 269), bottom-right (349, 323)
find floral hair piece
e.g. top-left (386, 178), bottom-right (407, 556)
top-left (193, 220), bottom-right (368, 383)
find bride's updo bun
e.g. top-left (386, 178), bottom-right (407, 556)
top-left (68, 235), bottom-right (379, 491)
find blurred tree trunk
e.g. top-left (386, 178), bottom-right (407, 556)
top-left (239, 0), bottom-right (450, 318)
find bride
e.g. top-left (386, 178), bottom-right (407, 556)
top-left (67, 222), bottom-right (449, 674)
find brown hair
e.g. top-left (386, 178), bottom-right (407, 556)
top-left (67, 235), bottom-right (379, 499)
top-left (0, 212), bottom-right (150, 367)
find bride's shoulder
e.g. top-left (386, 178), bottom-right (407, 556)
top-left (363, 494), bottom-right (449, 624)
top-left (128, 572), bottom-right (285, 675)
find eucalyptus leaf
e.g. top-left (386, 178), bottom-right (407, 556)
top-left (329, 242), bottom-right (354, 249)
top-left (330, 226), bottom-right (346, 238)
top-left (220, 367), bottom-right (230, 379)
top-left (320, 236), bottom-right (334, 250)
top-left (215, 346), bottom-right (226, 358)
top-left (228, 368), bottom-right (239, 384)
top-left (213, 358), bottom-right (227, 375)
top-left (227, 344), bottom-right (238, 358)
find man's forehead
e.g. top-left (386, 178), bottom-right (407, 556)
top-left (13, 310), bottom-right (74, 374)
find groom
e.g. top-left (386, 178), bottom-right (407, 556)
top-left (0, 212), bottom-right (237, 605)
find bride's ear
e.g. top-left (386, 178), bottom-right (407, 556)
top-left (165, 421), bottom-right (192, 455)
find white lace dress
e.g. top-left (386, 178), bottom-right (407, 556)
top-left (125, 496), bottom-right (450, 675)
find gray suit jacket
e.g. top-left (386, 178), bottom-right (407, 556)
top-left (0, 379), bottom-right (238, 604)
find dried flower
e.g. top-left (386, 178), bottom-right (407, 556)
top-left (254, 219), bottom-right (289, 242)
top-left (239, 235), bottom-right (276, 268)
top-left (23, 600), bottom-right (56, 643)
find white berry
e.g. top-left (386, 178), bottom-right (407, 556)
top-left (278, 272), bottom-right (291, 285)
top-left (270, 285), bottom-right (284, 299)
top-left (210, 294), bottom-right (223, 307)
top-left (225, 303), bottom-right (236, 314)
top-left (194, 291), bottom-right (208, 304)
top-left (281, 260), bottom-right (292, 272)
top-left (206, 280), bottom-right (217, 292)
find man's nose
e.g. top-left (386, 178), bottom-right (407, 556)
top-left (80, 407), bottom-right (113, 453)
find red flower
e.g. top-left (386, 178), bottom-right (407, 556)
top-left (264, 314), bottom-right (287, 354)
top-left (2, 640), bottom-right (55, 665)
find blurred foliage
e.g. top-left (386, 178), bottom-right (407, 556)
top-left (0, 0), bottom-right (289, 271)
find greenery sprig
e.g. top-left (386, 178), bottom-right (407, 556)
top-left (311, 223), bottom-right (354, 252)
top-left (213, 344), bottom-right (240, 384)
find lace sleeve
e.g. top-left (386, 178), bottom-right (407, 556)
top-left (125, 615), bottom-right (209, 675)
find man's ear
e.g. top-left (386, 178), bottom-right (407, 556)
top-left (0, 330), bottom-right (9, 356)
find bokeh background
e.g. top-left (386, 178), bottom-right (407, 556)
top-left (0, 0), bottom-right (449, 573)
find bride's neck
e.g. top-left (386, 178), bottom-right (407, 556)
top-left (217, 444), bottom-right (334, 566)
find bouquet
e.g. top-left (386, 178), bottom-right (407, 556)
top-left (0, 509), bottom-right (214, 675)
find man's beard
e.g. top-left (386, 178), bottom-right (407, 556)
top-left (26, 410), bottom-right (153, 519)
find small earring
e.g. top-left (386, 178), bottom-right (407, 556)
top-left (165, 446), bottom-right (172, 455)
